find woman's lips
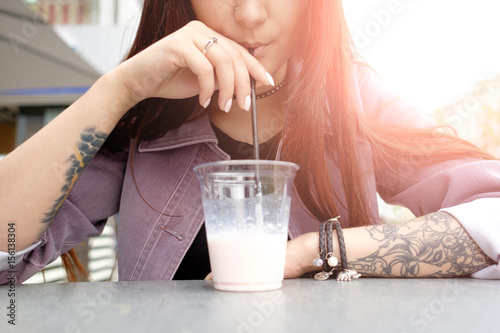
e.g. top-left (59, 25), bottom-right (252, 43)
top-left (252, 44), bottom-right (268, 57)
top-left (240, 43), bottom-right (269, 57)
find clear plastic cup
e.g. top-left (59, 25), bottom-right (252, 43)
top-left (194, 160), bottom-right (299, 291)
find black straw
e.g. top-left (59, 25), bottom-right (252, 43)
top-left (249, 48), bottom-right (260, 160)
top-left (249, 48), bottom-right (262, 195)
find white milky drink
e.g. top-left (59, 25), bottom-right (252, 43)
top-left (194, 160), bottom-right (299, 292)
top-left (207, 232), bottom-right (288, 291)
top-left (203, 195), bottom-right (291, 291)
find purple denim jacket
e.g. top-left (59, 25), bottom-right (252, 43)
top-left (3, 68), bottom-right (500, 283)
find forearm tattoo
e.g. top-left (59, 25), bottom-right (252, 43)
top-left (351, 212), bottom-right (495, 277)
top-left (41, 127), bottom-right (107, 224)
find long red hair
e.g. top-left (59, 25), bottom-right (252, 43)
top-left (105, 0), bottom-right (495, 227)
top-left (278, 0), bottom-right (495, 226)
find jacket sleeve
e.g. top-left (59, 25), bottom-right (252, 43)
top-left (0, 147), bottom-right (127, 284)
top-left (356, 65), bottom-right (500, 279)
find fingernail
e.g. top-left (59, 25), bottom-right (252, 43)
top-left (202, 98), bottom-right (211, 109)
top-left (224, 99), bottom-right (232, 113)
top-left (265, 72), bottom-right (275, 86)
top-left (244, 95), bottom-right (251, 112)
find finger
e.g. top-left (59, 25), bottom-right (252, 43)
top-left (177, 42), bottom-right (216, 108)
top-left (202, 40), bottom-right (236, 112)
top-left (217, 41), bottom-right (275, 92)
top-left (197, 33), bottom-right (271, 111)
top-left (226, 46), bottom-right (252, 111)
top-left (189, 23), bottom-right (273, 109)
top-left (204, 272), bottom-right (213, 280)
top-left (204, 38), bottom-right (251, 112)
top-left (232, 43), bottom-right (275, 88)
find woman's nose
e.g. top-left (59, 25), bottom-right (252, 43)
top-left (234, 0), bottom-right (268, 28)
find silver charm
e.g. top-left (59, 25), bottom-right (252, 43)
top-left (314, 271), bottom-right (332, 281)
top-left (347, 269), bottom-right (361, 280)
top-left (326, 254), bottom-right (338, 267)
top-left (336, 269), bottom-right (361, 281)
top-left (313, 258), bottom-right (324, 267)
top-left (313, 248), bottom-right (324, 267)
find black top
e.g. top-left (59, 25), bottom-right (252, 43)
top-left (172, 124), bottom-right (282, 280)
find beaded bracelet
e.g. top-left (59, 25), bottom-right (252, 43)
top-left (313, 216), bottom-right (361, 281)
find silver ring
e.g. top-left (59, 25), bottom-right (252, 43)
top-left (203, 37), bottom-right (218, 56)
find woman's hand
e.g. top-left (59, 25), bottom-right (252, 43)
top-left (113, 20), bottom-right (273, 111)
top-left (284, 232), bottom-right (318, 279)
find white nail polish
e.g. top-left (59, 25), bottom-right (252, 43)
top-left (244, 95), bottom-right (251, 112)
top-left (265, 72), bottom-right (275, 86)
top-left (224, 99), bottom-right (232, 113)
top-left (202, 98), bottom-right (211, 109)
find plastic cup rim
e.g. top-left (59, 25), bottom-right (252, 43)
top-left (193, 159), bottom-right (300, 174)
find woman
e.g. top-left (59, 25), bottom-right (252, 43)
top-left (0, 0), bottom-right (498, 283)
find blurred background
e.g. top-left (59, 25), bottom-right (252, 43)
top-left (343, 0), bottom-right (500, 222)
top-left (0, 0), bottom-right (141, 157)
top-left (343, 0), bottom-right (500, 157)
top-left (1, 0), bottom-right (499, 282)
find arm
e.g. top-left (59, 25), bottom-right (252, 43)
top-left (284, 66), bottom-right (498, 280)
top-left (0, 147), bottom-right (127, 283)
top-left (343, 65), bottom-right (500, 278)
top-left (285, 211), bottom-right (496, 278)
top-left (0, 73), bottom-right (132, 251)
top-left (0, 21), bottom-right (272, 252)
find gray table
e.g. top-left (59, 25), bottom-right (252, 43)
top-left (1, 279), bottom-right (499, 333)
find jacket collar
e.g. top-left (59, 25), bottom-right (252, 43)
top-left (138, 105), bottom-right (218, 153)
